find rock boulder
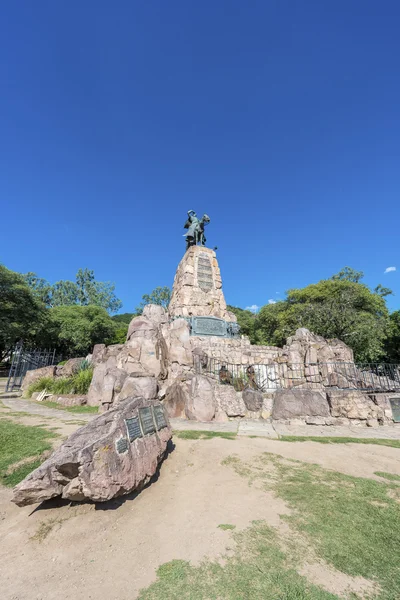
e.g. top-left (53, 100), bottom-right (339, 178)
top-left (12, 397), bottom-right (172, 506)
top-left (272, 389), bottom-right (330, 420)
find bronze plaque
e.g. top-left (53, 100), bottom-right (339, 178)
top-left (139, 407), bottom-right (156, 435)
top-left (116, 437), bottom-right (129, 454)
top-left (153, 405), bottom-right (167, 430)
top-left (125, 416), bottom-right (142, 442)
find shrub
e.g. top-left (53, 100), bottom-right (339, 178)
top-left (26, 367), bottom-right (93, 398)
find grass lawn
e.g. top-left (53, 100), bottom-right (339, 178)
top-left (0, 419), bottom-right (57, 486)
top-left (36, 400), bottom-right (99, 414)
top-left (173, 430), bottom-right (236, 440)
top-left (279, 435), bottom-right (400, 449)
top-left (139, 451), bottom-right (400, 599)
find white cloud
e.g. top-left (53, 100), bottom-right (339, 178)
top-left (245, 304), bottom-right (259, 313)
top-left (384, 266), bottom-right (396, 273)
top-left (268, 299), bottom-right (277, 304)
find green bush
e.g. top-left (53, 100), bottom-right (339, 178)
top-left (72, 369), bottom-right (93, 394)
top-left (26, 367), bottom-right (93, 398)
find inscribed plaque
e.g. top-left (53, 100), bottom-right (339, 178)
top-left (192, 316), bottom-right (227, 337)
top-left (153, 405), bottom-right (167, 430)
top-left (139, 407), bottom-right (156, 435)
top-left (116, 437), bottom-right (129, 454)
top-left (197, 255), bottom-right (213, 292)
top-left (125, 416), bottom-right (142, 442)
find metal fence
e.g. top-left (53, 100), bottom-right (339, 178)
top-left (194, 356), bottom-right (400, 393)
top-left (5, 342), bottom-right (58, 392)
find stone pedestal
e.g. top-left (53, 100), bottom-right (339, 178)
top-left (168, 246), bottom-right (232, 320)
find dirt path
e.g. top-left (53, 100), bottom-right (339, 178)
top-left (1, 435), bottom-right (399, 600)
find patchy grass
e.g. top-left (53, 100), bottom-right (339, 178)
top-left (38, 401), bottom-right (98, 414)
top-left (31, 517), bottom-right (67, 542)
top-left (173, 430), bottom-right (236, 441)
top-left (3, 459), bottom-right (43, 487)
top-left (374, 471), bottom-right (400, 482)
top-left (223, 452), bottom-right (400, 600)
top-left (279, 435), bottom-right (400, 449)
top-left (0, 419), bottom-right (57, 486)
top-left (138, 522), bottom-right (337, 600)
top-left (217, 523), bottom-right (236, 531)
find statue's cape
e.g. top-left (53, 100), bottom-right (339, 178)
top-left (184, 219), bottom-right (191, 229)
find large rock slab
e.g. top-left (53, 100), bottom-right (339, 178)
top-left (12, 397), bottom-right (172, 506)
top-left (185, 375), bottom-right (216, 421)
top-left (272, 389), bottom-right (330, 420)
top-left (21, 365), bottom-right (57, 391)
top-left (242, 388), bottom-right (264, 411)
top-left (327, 390), bottom-right (381, 421)
top-left (116, 375), bottom-right (158, 402)
top-left (163, 380), bottom-right (191, 418)
top-left (214, 384), bottom-right (246, 417)
top-left (57, 357), bottom-right (85, 377)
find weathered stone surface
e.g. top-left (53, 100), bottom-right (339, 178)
top-left (92, 344), bottom-right (107, 364)
top-left (242, 388), bottom-right (263, 411)
top-left (327, 390), bottom-right (380, 421)
top-left (116, 376), bottom-right (158, 402)
top-left (272, 389), bottom-right (330, 420)
top-left (169, 245), bottom-right (232, 320)
top-left (214, 384), bottom-right (246, 417)
top-left (58, 358), bottom-right (85, 377)
top-left (12, 397), bottom-right (171, 506)
top-left (185, 375), bottom-right (216, 421)
top-left (48, 394), bottom-right (87, 407)
top-left (21, 366), bottom-right (57, 391)
top-left (142, 304), bottom-right (168, 325)
top-left (87, 363), bottom-right (107, 406)
top-left (163, 380), bottom-right (191, 418)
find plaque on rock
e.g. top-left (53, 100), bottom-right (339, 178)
top-left (125, 416), bottom-right (142, 442)
top-left (153, 405), bottom-right (167, 430)
top-left (192, 316), bottom-right (227, 337)
top-left (116, 437), bottom-right (129, 454)
top-left (139, 407), bottom-right (156, 435)
top-left (196, 254), bottom-right (213, 292)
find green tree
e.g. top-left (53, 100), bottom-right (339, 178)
top-left (0, 265), bottom-right (47, 360)
top-left (227, 306), bottom-right (259, 344)
top-left (331, 266), bottom-right (364, 283)
top-left (40, 305), bottom-right (118, 357)
top-left (384, 311), bottom-right (400, 363)
top-left (111, 312), bottom-right (136, 324)
top-left (257, 271), bottom-right (390, 362)
top-left (136, 286), bottom-right (171, 314)
top-left (24, 268), bottom-right (122, 314)
top-left (22, 272), bottom-right (52, 305)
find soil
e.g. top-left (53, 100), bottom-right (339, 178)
top-left (1, 433), bottom-right (400, 600)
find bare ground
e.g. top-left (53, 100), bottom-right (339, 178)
top-left (1, 430), bottom-right (400, 600)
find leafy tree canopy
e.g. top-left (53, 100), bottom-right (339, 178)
top-left (256, 270), bottom-right (391, 362)
top-left (227, 306), bottom-right (259, 344)
top-left (384, 311), bottom-right (400, 363)
top-left (0, 265), bottom-right (47, 360)
top-left (111, 312), bottom-right (136, 324)
top-left (23, 268), bottom-right (122, 314)
top-left (39, 305), bottom-right (119, 357)
top-left (136, 286), bottom-right (171, 314)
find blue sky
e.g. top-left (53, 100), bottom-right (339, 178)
top-left (1, 1), bottom-right (399, 313)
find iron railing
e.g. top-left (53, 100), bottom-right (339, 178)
top-left (194, 357), bottom-right (400, 393)
top-left (5, 342), bottom-right (58, 392)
